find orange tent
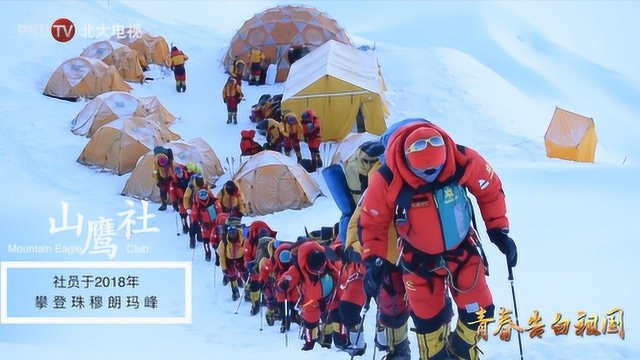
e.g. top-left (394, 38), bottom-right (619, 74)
top-left (77, 116), bottom-right (180, 175)
top-left (544, 107), bottom-right (597, 163)
top-left (43, 57), bottom-right (131, 101)
top-left (110, 30), bottom-right (170, 67)
top-left (224, 4), bottom-right (352, 83)
top-left (81, 40), bottom-right (145, 83)
top-left (71, 92), bottom-right (177, 137)
top-left (122, 138), bottom-right (224, 202)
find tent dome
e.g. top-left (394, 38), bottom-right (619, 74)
top-left (224, 4), bottom-right (352, 83)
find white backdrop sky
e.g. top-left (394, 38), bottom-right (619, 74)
top-left (1, 1), bottom-right (639, 359)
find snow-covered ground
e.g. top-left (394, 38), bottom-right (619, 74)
top-left (1, 1), bottom-right (639, 359)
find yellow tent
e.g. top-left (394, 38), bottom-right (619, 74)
top-left (121, 138), bottom-right (224, 202)
top-left (43, 57), bottom-right (131, 101)
top-left (544, 107), bottom-right (597, 163)
top-left (233, 151), bottom-right (324, 216)
top-left (281, 40), bottom-right (389, 142)
top-left (70, 91), bottom-right (177, 137)
top-left (110, 30), bottom-right (170, 67)
top-left (77, 116), bottom-right (180, 175)
top-left (81, 40), bottom-right (145, 83)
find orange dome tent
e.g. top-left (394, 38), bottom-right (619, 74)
top-left (224, 4), bottom-right (353, 83)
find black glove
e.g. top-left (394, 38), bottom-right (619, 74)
top-left (280, 279), bottom-right (289, 292)
top-left (343, 246), bottom-right (362, 264)
top-left (488, 228), bottom-right (518, 268)
top-left (246, 260), bottom-right (256, 273)
top-left (363, 256), bottom-right (391, 299)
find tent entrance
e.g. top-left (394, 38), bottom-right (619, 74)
top-left (352, 103), bottom-right (366, 133)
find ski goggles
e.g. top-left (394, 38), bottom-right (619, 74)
top-left (405, 136), bottom-right (444, 153)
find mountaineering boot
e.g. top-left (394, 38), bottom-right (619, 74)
top-left (249, 291), bottom-right (261, 316)
top-left (181, 82), bottom-right (187, 92)
top-left (158, 201), bottom-right (168, 211)
top-left (222, 274), bottom-right (229, 286)
top-left (301, 326), bottom-right (319, 351)
top-left (416, 323), bottom-right (449, 360)
top-left (319, 322), bottom-right (335, 349)
top-left (383, 324), bottom-right (411, 360)
top-left (181, 217), bottom-right (189, 234)
top-left (231, 280), bottom-right (241, 301)
top-left (250, 302), bottom-right (260, 316)
top-left (295, 150), bottom-right (303, 163)
top-left (344, 325), bottom-right (367, 356)
top-left (375, 324), bottom-right (390, 351)
top-left (232, 112), bottom-right (238, 124)
top-left (189, 236), bottom-right (196, 249)
top-left (447, 320), bottom-right (481, 360)
top-left (214, 252), bottom-right (220, 267)
top-left (172, 202), bottom-right (180, 212)
top-left (333, 324), bottom-right (348, 350)
top-left (205, 249), bottom-right (211, 262)
top-left (382, 338), bottom-right (411, 360)
top-left (279, 317), bottom-right (290, 333)
top-left (175, 82), bottom-right (181, 92)
top-left (265, 309), bottom-right (276, 326)
top-left (244, 287), bottom-right (251, 302)
top-left (227, 113), bottom-right (233, 124)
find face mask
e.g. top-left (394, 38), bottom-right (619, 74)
top-left (410, 163), bottom-right (444, 183)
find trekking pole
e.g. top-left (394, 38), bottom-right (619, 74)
top-left (284, 298), bottom-right (289, 347)
top-left (508, 266), bottom-right (525, 360)
top-left (234, 290), bottom-right (244, 314)
top-left (174, 212), bottom-right (180, 236)
top-left (234, 268), bottom-right (248, 314)
top-left (350, 296), bottom-right (372, 360)
top-left (259, 291), bottom-right (264, 331)
top-left (213, 264), bottom-right (217, 288)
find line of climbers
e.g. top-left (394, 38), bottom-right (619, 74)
top-left (153, 117), bottom-right (518, 360)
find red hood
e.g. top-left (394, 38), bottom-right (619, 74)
top-left (386, 122), bottom-right (468, 188)
top-left (241, 129), bottom-right (256, 138)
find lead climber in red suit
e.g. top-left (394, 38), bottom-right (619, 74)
top-left (359, 120), bottom-right (518, 360)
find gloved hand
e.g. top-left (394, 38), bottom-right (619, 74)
top-left (279, 279), bottom-right (289, 292)
top-left (363, 256), bottom-right (392, 299)
top-left (343, 246), bottom-right (362, 264)
top-left (259, 281), bottom-right (266, 291)
top-left (307, 123), bottom-right (314, 131)
top-left (186, 209), bottom-right (192, 215)
top-left (487, 228), bottom-right (518, 268)
top-left (246, 260), bottom-right (256, 273)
